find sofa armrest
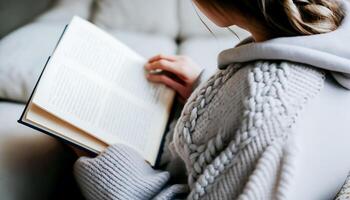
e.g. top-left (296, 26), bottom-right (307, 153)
top-left (0, 102), bottom-right (80, 199)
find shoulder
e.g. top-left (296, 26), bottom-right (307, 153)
top-left (174, 60), bottom-right (325, 149)
top-left (225, 60), bottom-right (325, 131)
top-left (172, 60), bottom-right (325, 192)
top-left (192, 60), bottom-right (325, 108)
top-left (221, 60), bottom-right (325, 97)
top-left (171, 60), bottom-right (326, 198)
top-left (198, 60), bottom-right (324, 93)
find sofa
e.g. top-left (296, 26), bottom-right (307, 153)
top-left (0, 0), bottom-right (349, 199)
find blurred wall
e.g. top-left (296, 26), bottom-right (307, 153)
top-left (0, 0), bottom-right (52, 38)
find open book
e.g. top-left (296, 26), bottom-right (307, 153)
top-left (18, 16), bottom-right (175, 166)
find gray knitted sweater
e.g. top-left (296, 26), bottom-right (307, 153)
top-left (74, 60), bottom-right (324, 200)
top-left (74, 3), bottom-right (350, 199)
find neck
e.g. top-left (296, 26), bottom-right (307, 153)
top-left (235, 17), bottom-right (273, 42)
top-left (249, 28), bottom-right (272, 42)
top-left (244, 24), bottom-right (273, 42)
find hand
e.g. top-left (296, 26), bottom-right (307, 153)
top-left (145, 54), bottom-right (203, 101)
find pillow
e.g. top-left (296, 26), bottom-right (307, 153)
top-left (109, 30), bottom-right (177, 58)
top-left (0, 0), bottom-right (93, 102)
top-left (178, 0), bottom-right (250, 39)
top-left (92, 0), bottom-right (178, 38)
top-left (0, 23), bottom-right (66, 102)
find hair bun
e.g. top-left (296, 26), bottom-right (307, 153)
top-left (284, 0), bottom-right (344, 34)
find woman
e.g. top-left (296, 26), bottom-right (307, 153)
top-left (74, 0), bottom-right (350, 199)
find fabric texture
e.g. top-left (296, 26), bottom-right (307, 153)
top-left (285, 74), bottom-right (350, 199)
top-left (74, 145), bottom-right (174, 200)
top-left (335, 172), bottom-right (350, 200)
top-left (75, 60), bottom-right (325, 200)
top-left (172, 61), bottom-right (324, 200)
top-left (92, 0), bottom-right (178, 38)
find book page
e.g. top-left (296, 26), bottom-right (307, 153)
top-left (25, 104), bottom-right (108, 154)
top-left (32, 17), bottom-right (175, 164)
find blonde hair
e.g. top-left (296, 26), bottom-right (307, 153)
top-left (282, 0), bottom-right (344, 34)
top-left (195, 0), bottom-right (345, 36)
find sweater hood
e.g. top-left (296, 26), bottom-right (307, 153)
top-left (218, 1), bottom-right (350, 89)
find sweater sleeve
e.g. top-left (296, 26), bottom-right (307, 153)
top-left (74, 145), bottom-right (188, 200)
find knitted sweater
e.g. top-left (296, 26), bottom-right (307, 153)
top-left (74, 61), bottom-right (324, 200)
top-left (74, 2), bottom-right (350, 199)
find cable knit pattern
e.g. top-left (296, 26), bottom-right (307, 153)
top-left (74, 61), bottom-right (325, 200)
top-left (335, 172), bottom-right (350, 200)
top-left (173, 61), bottom-right (324, 200)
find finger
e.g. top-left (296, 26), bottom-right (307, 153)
top-left (145, 60), bottom-right (185, 79)
top-left (148, 54), bottom-right (178, 63)
top-left (146, 74), bottom-right (186, 96)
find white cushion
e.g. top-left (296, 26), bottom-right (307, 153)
top-left (109, 30), bottom-right (177, 59)
top-left (289, 75), bottom-right (350, 199)
top-left (93, 0), bottom-right (178, 38)
top-left (178, 36), bottom-right (241, 82)
top-left (0, 0), bottom-right (94, 102)
top-left (178, 0), bottom-right (250, 39)
top-left (0, 23), bottom-right (66, 102)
